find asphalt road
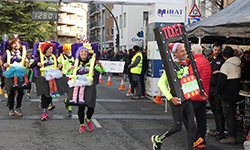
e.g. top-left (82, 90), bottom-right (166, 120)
top-left (0, 75), bottom-right (246, 150)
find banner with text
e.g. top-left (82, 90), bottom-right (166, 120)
top-left (99, 60), bottom-right (125, 73)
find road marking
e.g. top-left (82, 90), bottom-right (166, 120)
top-left (92, 119), bottom-right (102, 128)
top-left (0, 99), bottom-right (156, 103)
top-left (0, 114), bottom-right (171, 120)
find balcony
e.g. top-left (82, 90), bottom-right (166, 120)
top-left (59, 6), bottom-right (77, 14)
top-left (57, 18), bottom-right (76, 26)
top-left (90, 36), bottom-right (100, 42)
top-left (90, 6), bottom-right (100, 16)
top-left (90, 21), bottom-right (100, 30)
top-left (58, 30), bottom-right (77, 37)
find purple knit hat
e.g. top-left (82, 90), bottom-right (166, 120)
top-left (75, 46), bottom-right (89, 59)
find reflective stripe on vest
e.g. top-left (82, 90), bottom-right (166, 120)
top-left (131, 52), bottom-right (143, 74)
top-left (43, 54), bottom-right (56, 68)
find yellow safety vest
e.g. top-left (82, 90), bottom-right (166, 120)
top-left (131, 52), bottom-right (143, 74)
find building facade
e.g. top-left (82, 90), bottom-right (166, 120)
top-left (88, 4), bottom-right (114, 51)
top-left (112, 5), bottom-right (149, 52)
top-left (56, 2), bottom-right (88, 45)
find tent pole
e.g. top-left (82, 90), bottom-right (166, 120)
top-left (198, 37), bottom-right (201, 45)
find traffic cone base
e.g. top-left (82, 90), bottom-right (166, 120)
top-left (119, 79), bottom-right (126, 90)
top-left (99, 74), bottom-right (103, 83)
top-left (152, 95), bottom-right (164, 104)
top-left (106, 75), bottom-right (112, 86)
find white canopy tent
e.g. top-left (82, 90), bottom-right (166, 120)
top-left (21, 0), bottom-right (186, 5)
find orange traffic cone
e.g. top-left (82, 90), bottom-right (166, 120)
top-left (152, 90), bottom-right (164, 103)
top-left (119, 79), bottom-right (126, 90)
top-left (127, 83), bottom-right (131, 94)
top-left (106, 75), bottom-right (112, 86)
top-left (99, 73), bottom-right (103, 83)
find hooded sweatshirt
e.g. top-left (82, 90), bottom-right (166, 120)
top-left (217, 56), bottom-right (241, 101)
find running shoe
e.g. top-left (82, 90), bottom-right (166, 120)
top-left (46, 113), bottom-right (49, 118)
top-left (193, 137), bottom-right (204, 148)
top-left (85, 118), bottom-right (94, 131)
top-left (79, 125), bottom-right (85, 133)
top-left (54, 92), bottom-right (60, 97)
top-left (9, 109), bottom-right (15, 116)
top-left (4, 93), bottom-right (8, 98)
top-left (79, 100), bottom-right (85, 104)
top-left (196, 144), bottom-right (206, 149)
top-left (126, 93), bottom-right (134, 96)
top-left (151, 135), bottom-right (162, 150)
top-left (67, 110), bottom-right (72, 117)
top-left (48, 104), bottom-right (55, 110)
top-left (69, 100), bottom-right (77, 103)
top-left (27, 93), bottom-right (31, 99)
top-left (50, 92), bottom-right (56, 98)
top-left (41, 113), bottom-right (47, 121)
top-left (15, 108), bottom-right (23, 116)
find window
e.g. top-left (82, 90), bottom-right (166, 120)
top-left (110, 26), bottom-right (114, 35)
top-left (123, 13), bottom-right (126, 27)
top-left (119, 15), bottom-right (122, 28)
top-left (107, 11), bottom-right (109, 18)
top-left (107, 28), bottom-right (109, 36)
top-left (67, 26), bottom-right (71, 32)
top-left (57, 26), bottom-right (61, 31)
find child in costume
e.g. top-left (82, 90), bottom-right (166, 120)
top-left (1, 38), bottom-right (29, 116)
top-left (57, 44), bottom-right (74, 117)
top-left (65, 46), bottom-right (105, 133)
top-left (26, 49), bottom-right (35, 99)
top-left (30, 41), bottom-right (68, 121)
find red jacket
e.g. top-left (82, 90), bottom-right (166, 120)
top-left (189, 54), bottom-right (211, 101)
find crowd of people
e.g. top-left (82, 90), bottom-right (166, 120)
top-left (0, 38), bottom-right (105, 133)
top-left (100, 46), bottom-right (147, 100)
top-left (1, 38), bottom-right (250, 148)
top-left (151, 42), bottom-right (250, 150)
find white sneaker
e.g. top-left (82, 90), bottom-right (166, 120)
top-left (126, 93), bottom-right (134, 97)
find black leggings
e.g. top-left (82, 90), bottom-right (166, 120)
top-left (78, 106), bottom-right (94, 124)
top-left (8, 90), bottom-right (23, 110)
top-left (41, 94), bottom-right (52, 109)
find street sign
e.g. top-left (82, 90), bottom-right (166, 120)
top-left (189, 4), bottom-right (201, 17)
top-left (79, 35), bottom-right (85, 40)
top-left (79, 39), bottom-right (90, 43)
top-left (188, 17), bottom-right (200, 24)
top-left (1, 34), bottom-right (9, 41)
top-left (13, 34), bottom-right (19, 38)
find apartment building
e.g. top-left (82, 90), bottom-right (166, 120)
top-left (88, 4), bottom-right (114, 51)
top-left (56, 2), bottom-right (88, 45)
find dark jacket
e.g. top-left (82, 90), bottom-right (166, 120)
top-left (208, 54), bottom-right (225, 87)
top-left (217, 56), bottom-right (241, 102)
top-left (141, 51), bottom-right (147, 76)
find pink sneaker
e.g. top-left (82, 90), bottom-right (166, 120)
top-left (79, 125), bottom-right (85, 133)
top-left (41, 113), bottom-right (47, 121)
top-left (45, 113), bottom-right (49, 118)
top-left (85, 119), bottom-right (94, 131)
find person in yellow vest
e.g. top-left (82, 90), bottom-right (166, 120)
top-left (128, 45), bottom-right (143, 100)
top-left (57, 44), bottom-right (74, 117)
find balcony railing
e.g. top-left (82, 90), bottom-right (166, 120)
top-left (90, 6), bottom-right (100, 15)
top-left (90, 21), bottom-right (100, 29)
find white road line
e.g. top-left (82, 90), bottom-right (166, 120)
top-left (92, 119), bottom-right (102, 128)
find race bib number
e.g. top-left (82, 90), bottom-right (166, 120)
top-left (180, 75), bottom-right (200, 99)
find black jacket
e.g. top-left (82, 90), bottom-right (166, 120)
top-left (208, 54), bottom-right (225, 87)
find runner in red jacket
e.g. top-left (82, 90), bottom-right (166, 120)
top-left (189, 44), bottom-right (211, 149)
